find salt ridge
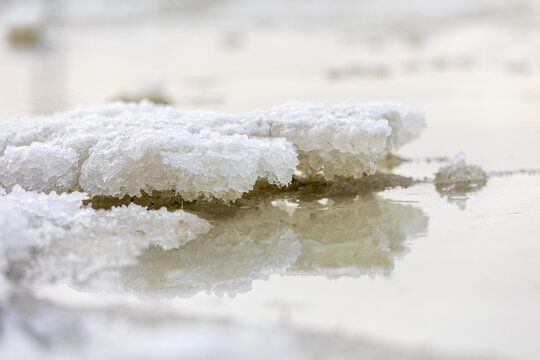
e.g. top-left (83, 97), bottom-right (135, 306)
top-left (0, 101), bottom-right (425, 201)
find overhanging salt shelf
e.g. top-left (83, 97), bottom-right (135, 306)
top-left (0, 101), bottom-right (425, 201)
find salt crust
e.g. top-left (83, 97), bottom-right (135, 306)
top-left (0, 186), bottom-right (210, 285)
top-left (0, 190), bottom-right (36, 302)
top-left (435, 152), bottom-right (487, 191)
top-left (0, 101), bottom-right (425, 201)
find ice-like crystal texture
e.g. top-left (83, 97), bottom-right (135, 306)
top-left (435, 152), bottom-right (487, 192)
top-left (0, 186), bottom-right (210, 286)
top-left (0, 101), bottom-right (425, 201)
top-left (0, 190), bottom-right (38, 302)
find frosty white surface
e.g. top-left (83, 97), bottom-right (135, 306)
top-left (0, 190), bottom-right (37, 302)
top-left (243, 102), bottom-right (425, 178)
top-left (0, 101), bottom-right (425, 201)
top-left (0, 186), bottom-right (210, 286)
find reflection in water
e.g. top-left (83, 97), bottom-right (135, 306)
top-left (79, 193), bottom-right (428, 297)
top-left (1, 174), bottom-right (427, 299)
top-left (435, 185), bottom-right (487, 210)
top-left (286, 196), bottom-right (428, 278)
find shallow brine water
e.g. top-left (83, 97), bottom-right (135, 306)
top-left (1, 1), bottom-right (540, 359)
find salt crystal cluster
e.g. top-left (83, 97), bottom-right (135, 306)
top-left (435, 152), bottom-right (487, 192)
top-left (0, 189), bottom-right (38, 301)
top-left (0, 186), bottom-right (210, 286)
top-left (0, 100), bottom-right (430, 358)
top-left (0, 101), bottom-right (425, 201)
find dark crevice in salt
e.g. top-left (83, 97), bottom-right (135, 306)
top-left (83, 172), bottom-right (416, 216)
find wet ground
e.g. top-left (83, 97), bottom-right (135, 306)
top-left (1, 1), bottom-right (540, 359)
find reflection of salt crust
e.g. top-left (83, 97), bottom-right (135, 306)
top-left (435, 152), bottom-right (487, 191)
top-left (0, 186), bottom-right (210, 285)
top-left (0, 187), bottom-right (427, 298)
top-left (112, 195), bottom-right (427, 297)
top-left (0, 101), bottom-right (425, 201)
top-left (0, 189), bottom-right (36, 302)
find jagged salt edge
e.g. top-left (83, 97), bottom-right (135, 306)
top-left (434, 152), bottom-right (487, 185)
top-left (0, 186), bottom-right (210, 286)
top-left (0, 101), bottom-right (425, 200)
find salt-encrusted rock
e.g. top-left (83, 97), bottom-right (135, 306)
top-left (0, 186), bottom-right (210, 285)
top-left (0, 101), bottom-right (425, 201)
top-left (435, 152), bottom-right (487, 192)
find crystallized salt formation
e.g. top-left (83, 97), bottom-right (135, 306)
top-left (435, 152), bottom-right (487, 192)
top-left (0, 189), bottom-right (38, 301)
top-left (0, 101), bottom-right (425, 201)
top-left (0, 186), bottom-right (210, 286)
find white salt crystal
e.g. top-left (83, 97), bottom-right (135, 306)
top-left (0, 186), bottom-right (210, 285)
top-left (435, 152), bottom-right (487, 191)
top-left (0, 196), bottom-right (37, 302)
top-left (0, 101), bottom-right (425, 200)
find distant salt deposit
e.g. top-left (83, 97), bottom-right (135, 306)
top-left (435, 152), bottom-right (487, 191)
top-left (0, 101), bottom-right (425, 201)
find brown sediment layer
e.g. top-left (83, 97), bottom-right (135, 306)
top-left (84, 172), bottom-right (415, 214)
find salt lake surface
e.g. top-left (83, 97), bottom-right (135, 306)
top-left (0, 1), bottom-right (539, 359)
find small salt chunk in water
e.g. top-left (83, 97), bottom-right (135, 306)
top-left (435, 152), bottom-right (487, 191)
